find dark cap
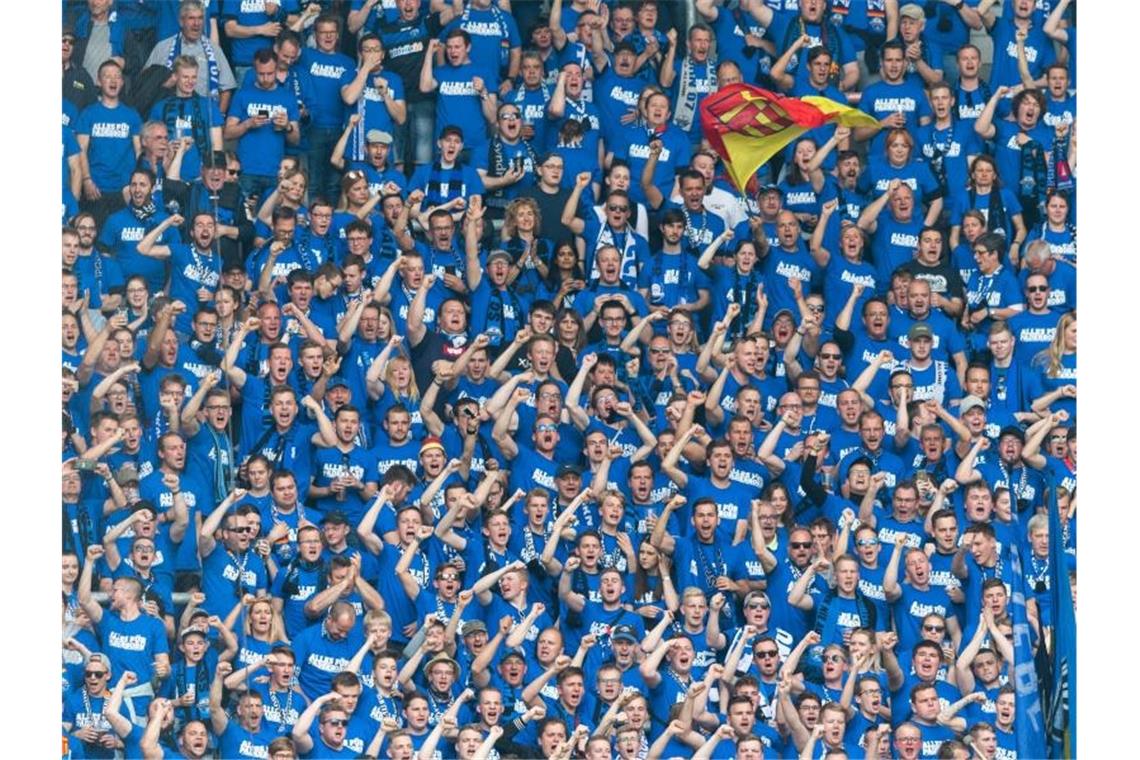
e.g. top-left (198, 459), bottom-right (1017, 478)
top-left (326, 375), bottom-right (350, 391)
top-left (611, 624), bottom-right (638, 643)
top-left (907, 322), bottom-right (934, 342)
top-left (556, 463), bottom-right (583, 478)
top-left (758, 183), bottom-right (783, 196)
top-left (500, 649), bottom-right (526, 662)
top-left (440, 124), bottom-right (464, 141)
top-left (179, 627), bottom-right (207, 641)
top-left (320, 510), bottom-right (349, 526)
top-left (999, 425), bottom-right (1025, 443)
top-left (614, 41), bottom-right (638, 56)
top-left (204, 151), bottom-right (229, 170)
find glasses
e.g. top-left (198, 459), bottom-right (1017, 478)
top-left (84, 670), bottom-right (108, 679)
top-left (755, 650), bottom-right (778, 658)
top-left (923, 624), bottom-right (946, 633)
top-left (535, 423), bottom-right (558, 433)
top-left (823, 654), bottom-right (845, 664)
top-left (437, 574), bottom-right (459, 581)
top-left (860, 689), bottom-right (882, 696)
top-left (746, 601), bottom-right (770, 610)
top-left (807, 304), bottom-right (824, 313)
top-left (537, 391), bottom-right (560, 400)
top-left (499, 113), bottom-right (521, 121)
top-left (819, 352), bottom-right (841, 360)
top-left (322, 719), bottom-right (349, 727)
top-left (649, 348), bottom-right (670, 354)
top-left (856, 538), bottom-right (879, 547)
top-left (789, 541), bottom-right (813, 549)
top-left (230, 526), bottom-right (255, 534)
top-left (1026, 285), bottom-right (1049, 293)
top-left (607, 205), bottom-right (630, 213)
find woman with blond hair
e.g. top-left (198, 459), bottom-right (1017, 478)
top-left (223, 595), bottom-right (289, 671)
top-left (500, 196), bottom-right (553, 300)
top-left (1029, 310), bottom-right (1076, 419)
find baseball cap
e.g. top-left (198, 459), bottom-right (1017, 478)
top-left (958, 395), bottom-right (987, 416)
top-left (611, 625), bottom-right (638, 643)
top-left (440, 124), bottom-right (465, 141)
top-left (614, 41), bottom-right (637, 56)
top-left (487, 249), bottom-right (513, 265)
top-left (899, 4), bottom-right (925, 20)
top-left (999, 425), bottom-right (1025, 443)
top-left (365, 129), bottom-right (393, 145)
top-left (320, 510), bottom-right (349, 526)
top-left (327, 375), bottom-right (350, 391)
top-left (461, 620), bottom-right (488, 637)
top-left (204, 151), bottom-right (229, 170)
top-left (179, 627), bottom-right (207, 642)
top-left (115, 463), bottom-right (140, 486)
top-left (907, 322), bottom-right (934, 342)
top-left (556, 463), bottom-right (583, 478)
top-left (758, 183), bottom-right (783, 196)
top-left (500, 649), bottom-right (526, 663)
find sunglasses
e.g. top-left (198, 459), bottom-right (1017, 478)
top-left (322, 718), bottom-right (349, 728)
top-left (746, 602), bottom-right (770, 610)
top-left (923, 624), bottom-right (946, 633)
top-left (789, 541), bottom-right (813, 549)
top-left (823, 654), bottom-right (845, 664)
top-left (819, 352), bottom-right (842, 360)
top-left (755, 650), bottom-right (779, 658)
top-left (535, 423), bottom-right (557, 433)
top-left (856, 538), bottom-right (879, 547)
top-left (1026, 285), bottom-right (1049, 293)
top-left (85, 670), bottom-right (108, 678)
top-left (437, 574), bottom-right (459, 581)
top-left (227, 168), bottom-right (241, 176)
top-left (607, 205), bottom-right (630, 213)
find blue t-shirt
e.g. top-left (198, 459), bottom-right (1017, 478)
top-left (301, 48), bottom-right (355, 129)
top-left (227, 83), bottom-right (301, 177)
top-left (74, 101), bottom-right (142, 192)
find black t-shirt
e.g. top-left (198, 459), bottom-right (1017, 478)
top-left (899, 258), bottom-right (967, 302)
top-left (410, 329), bottom-right (468, 392)
top-left (378, 13), bottom-right (446, 104)
top-left (518, 183), bottom-right (577, 246)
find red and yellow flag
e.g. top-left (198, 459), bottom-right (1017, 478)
top-left (700, 83), bottom-right (880, 195)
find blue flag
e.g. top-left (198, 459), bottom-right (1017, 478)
top-left (1006, 511), bottom-right (1048, 759)
top-left (1047, 481), bottom-right (1077, 756)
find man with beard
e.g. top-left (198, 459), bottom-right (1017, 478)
top-left (100, 168), bottom-right (178, 293)
top-left (137, 212), bottom-right (221, 334)
top-left (165, 151), bottom-right (254, 269)
top-left (209, 663), bottom-right (278, 759)
top-left (198, 491), bottom-right (269, 617)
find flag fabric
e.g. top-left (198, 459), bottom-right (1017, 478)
top-left (1047, 478), bottom-right (1077, 757)
top-left (699, 83), bottom-right (880, 195)
top-left (1006, 510), bottom-right (1049, 759)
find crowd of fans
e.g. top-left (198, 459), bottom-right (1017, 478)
top-left (60, 0), bottom-right (1077, 758)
